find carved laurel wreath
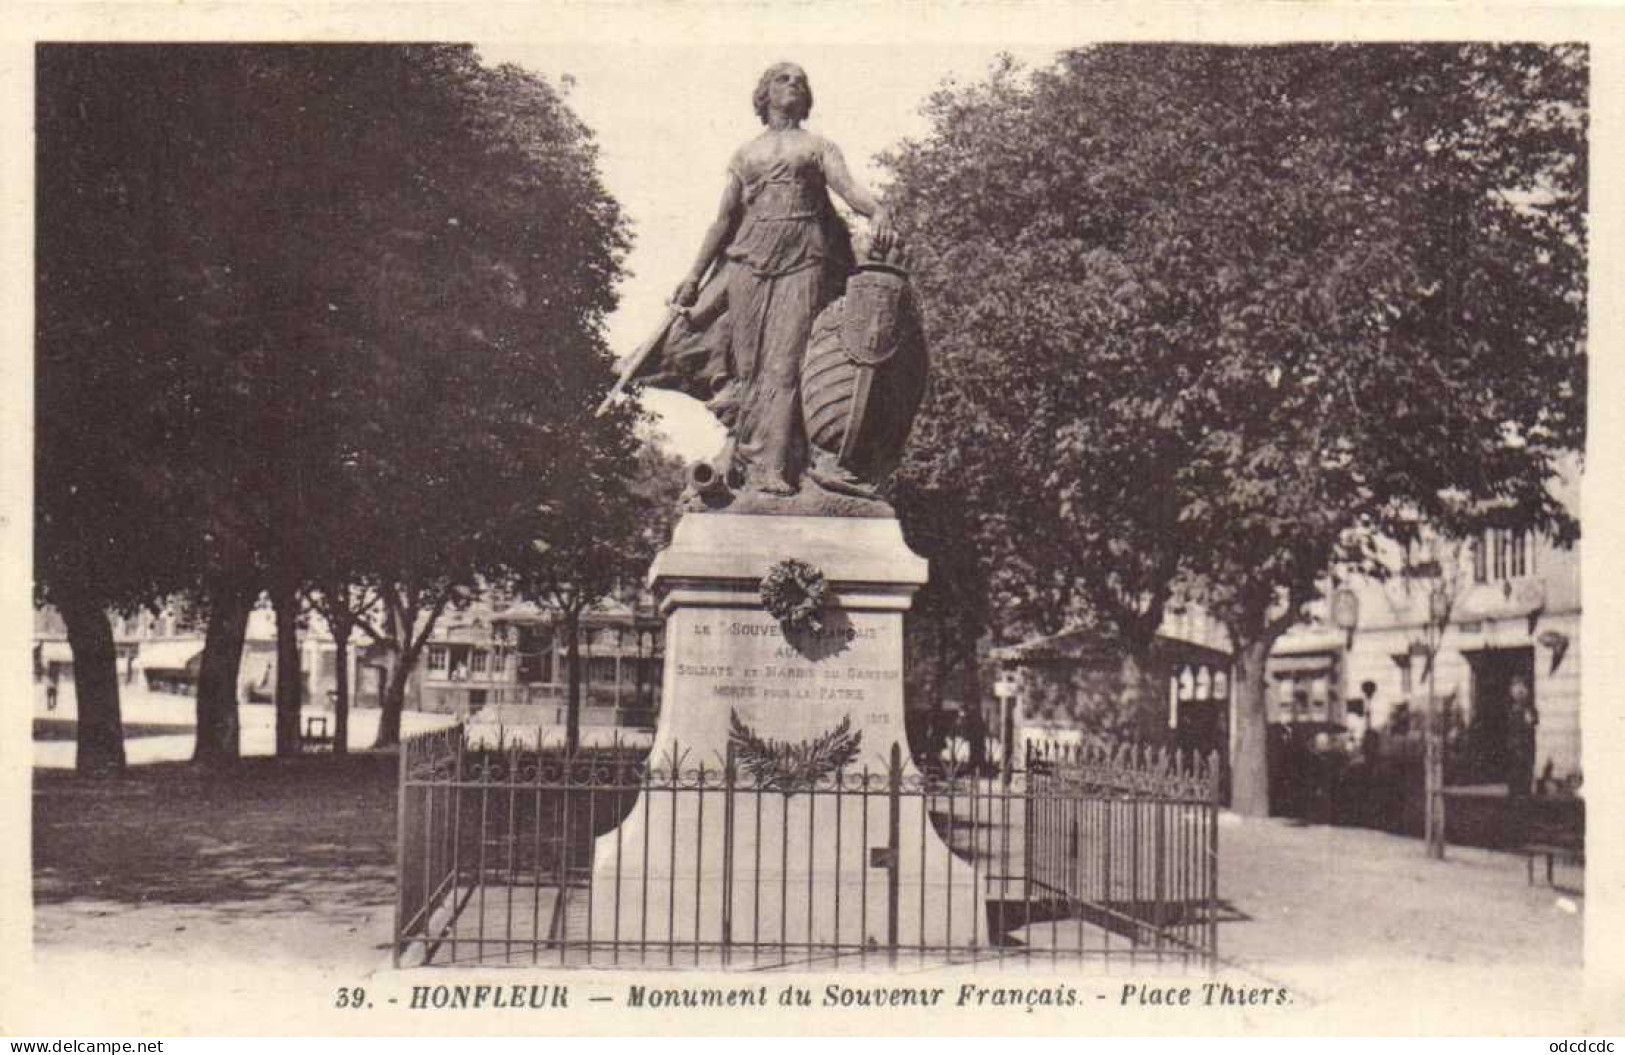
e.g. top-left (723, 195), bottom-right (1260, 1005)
top-left (759, 558), bottom-right (828, 635)
top-left (728, 709), bottom-right (863, 792)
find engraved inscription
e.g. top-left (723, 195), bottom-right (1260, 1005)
top-left (673, 612), bottom-right (898, 720)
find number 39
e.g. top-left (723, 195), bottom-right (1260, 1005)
top-left (335, 987), bottom-right (367, 1009)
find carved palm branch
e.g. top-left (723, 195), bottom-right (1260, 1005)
top-left (728, 709), bottom-right (863, 792)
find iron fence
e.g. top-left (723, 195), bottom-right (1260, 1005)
top-left (1024, 740), bottom-right (1221, 962)
top-left (394, 727), bottom-right (1219, 970)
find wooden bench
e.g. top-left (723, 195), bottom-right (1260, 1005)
top-left (1521, 840), bottom-right (1583, 887)
top-left (302, 715), bottom-right (334, 752)
top-left (1518, 796), bottom-right (1584, 888)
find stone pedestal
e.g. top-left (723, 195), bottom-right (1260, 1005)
top-left (589, 513), bottom-right (980, 953)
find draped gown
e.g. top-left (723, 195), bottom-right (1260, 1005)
top-left (717, 131), bottom-right (855, 492)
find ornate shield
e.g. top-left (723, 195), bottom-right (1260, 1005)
top-left (839, 267), bottom-right (909, 368)
top-left (801, 262), bottom-right (928, 492)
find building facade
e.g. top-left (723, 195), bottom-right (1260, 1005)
top-left (409, 597), bottom-right (664, 735)
top-left (1270, 465), bottom-right (1582, 791)
top-left (33, 593), bottom-right (667, 741)
top-left (33, 602), bottom-right (326, 704)
top-left (994, 606), bottom-right (1234, 762)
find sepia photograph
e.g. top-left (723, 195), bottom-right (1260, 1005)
top-left (5, 2), bottom-right (1622, 1040)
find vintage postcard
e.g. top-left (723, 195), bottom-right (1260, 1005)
top-left (3, 1), bottom-right (1622, 1039)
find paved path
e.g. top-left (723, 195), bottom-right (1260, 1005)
top-left (31, 682), bottom-right (456, 767)
top-left (1212, 813), bottom-right (1585, 1030)
top-left (30, 739), bottom-right (1593, 1030)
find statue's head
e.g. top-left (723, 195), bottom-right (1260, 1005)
top-left (754, 62), bottom-right (813, 124)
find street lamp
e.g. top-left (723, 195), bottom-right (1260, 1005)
top-left (1423, 584), bottom-right (1450, 860)
top-left (993, 669), bottom-right (1018, 786)
top-left (1331, 588), bottom-right (1360, 732)
top-left (1331, 588), bottom-right (1360, 651)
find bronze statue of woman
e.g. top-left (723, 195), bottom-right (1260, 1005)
top-left (670, 62), bottom-right (896, 497)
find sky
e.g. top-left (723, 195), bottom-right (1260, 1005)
top-left (475, 40), bottom-right (1060, 461)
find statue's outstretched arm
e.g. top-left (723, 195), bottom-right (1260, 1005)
top-left (676, 172), bottom-right (744, 306)
top-left (820, 139), bottom-right (894, 255)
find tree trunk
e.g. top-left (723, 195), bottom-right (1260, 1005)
top-left (331, 627), bottom-right (351, 756)
top-left (58, 590), bottom-right (125, 775)
top-left (929, 618), bottom-right (949, 761)
top-left (1230, 636), bottom-right (1274, 817)
top-left (633, 626), bottom-right (646, 710)
top-left (370, 587), bottom-right (447, 748)
top-left (195, 579), bottom-right (255, 768)
top-left (961, 633), bottom-right (986, 771)
top-left (1112, 609), bottom-right (1163, 742)
top-left (1118, 650), bottom-right (1147, 741)
top-left (374, 643), bottom-right (409, 748)
top-left (272, 576), bottom-right (302, 756)
top-left (565, 611), bottom-right (582, 755)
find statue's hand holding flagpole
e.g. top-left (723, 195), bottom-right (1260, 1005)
top-left (595, 301), bottom-right (690, 416)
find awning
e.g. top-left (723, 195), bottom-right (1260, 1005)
top-left (36, 640), bottom-right (73, 664)
top-left (138, 640), bottom-right (204, 672)
top-left (996, 627), bottom-right (1234, 663)
top-left (1268, 653), bottom-right (1338, 675)
top-left (1273, 630), bottom-right (1344, 655)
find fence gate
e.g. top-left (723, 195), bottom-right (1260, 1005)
top-left (394, 726), bottom-right (1220, 970)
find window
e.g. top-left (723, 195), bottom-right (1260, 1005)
top-left (1474, 529), bottom-right (1532, 584)
top-left (471, 650), bottom-right (488, 675)
top-left (427, 646), bottom-right (447, 672)
top-left (493, 650), bottom-right (506, 674)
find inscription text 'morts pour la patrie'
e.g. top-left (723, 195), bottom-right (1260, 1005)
top-left (675, 613), bottom-right (897, 722)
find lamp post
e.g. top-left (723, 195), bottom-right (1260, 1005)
top-left (1423, 585), bottom-right (1450, 860)
top-left (1331, 588), bottom-right (1360, 728)
top-left (994, 669), bottom-right (1017, 787)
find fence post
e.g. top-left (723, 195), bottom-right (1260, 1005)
top-left (393, 732), bottom-right (409, 968)
top-left (1208, 749), bottom-right (1221, 967)
top-left (722, 741), bottom-right (736, 963)
top-left (1102, 791), bottom-right (1114, 908)
top-left (1153, 797), bottom-right (1166, 953)
top-left (887, 742), bottom-right (901, 964)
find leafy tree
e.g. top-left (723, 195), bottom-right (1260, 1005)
top-left (885, 44), bottom-right (1585, 814)
top-left (630, 436), bottom-right (689, 566)
top-left (894, 475), bottom-right (993, 759)
top-left (37, 44), bottom-right (633, 758)
top-left (512, 415), bottom-right (645, 754)
top-left (303, 582), bottom-right (377, 755)
top-left (35, 45), bottom-right (257, 772)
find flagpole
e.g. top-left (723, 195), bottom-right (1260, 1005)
top-left (595, 304), bottom-right (686, 416)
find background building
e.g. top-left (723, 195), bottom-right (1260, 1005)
top-left (1272, 461), bottom-right (1582, 792)
top-left (994, 606), bottom-right (1234, 762)
top-left (33, 592), bottom-right (668, 742)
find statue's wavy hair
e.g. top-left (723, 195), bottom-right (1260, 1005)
top-left (753, 62), bottom-right (813, 124)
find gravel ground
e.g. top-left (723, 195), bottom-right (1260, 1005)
top-left (33, 752), bottom-right (404, 973)
top-left (1212, 812), bottom-right (1587, 1030)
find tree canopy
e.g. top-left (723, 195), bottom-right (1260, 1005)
top-left (885, 44), bottom-right (1586, 813)
top-left (37, 44), bottom-right (635, 764)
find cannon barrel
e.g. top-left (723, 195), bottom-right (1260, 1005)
top-left (689, 461), bottom-right (732, 501)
